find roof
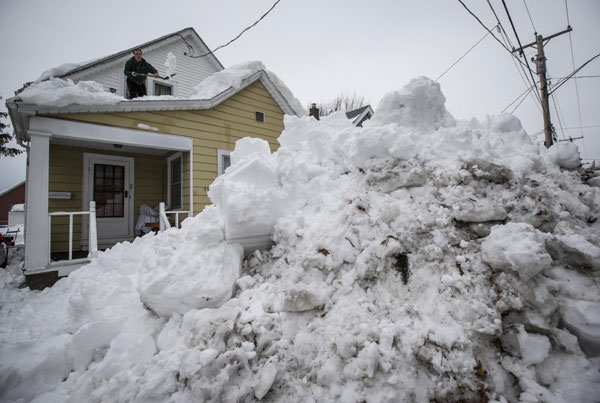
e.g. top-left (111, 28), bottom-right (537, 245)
top-left (0, 181), bottom-right (25, 198)
top-left (18, 27), bottom-right (224, 93)
top-left (346, 105), bottom-right (374, 127)
top-left (6, 70), bottom-right (300, 142)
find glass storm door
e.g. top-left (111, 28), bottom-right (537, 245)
top-left (83, 154), bottom-right (133, 243)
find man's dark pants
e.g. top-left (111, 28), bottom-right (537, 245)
top-left (127, 79), bottom-right (147, 99)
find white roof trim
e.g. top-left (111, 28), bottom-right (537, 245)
top-left (29, 117), bottom-right (193, 151)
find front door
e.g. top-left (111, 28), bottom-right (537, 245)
top-left (82, 153), bottom-right (134, 247)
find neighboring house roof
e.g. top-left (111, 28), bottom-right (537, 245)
top-left (346, 105), bottom-right (374, 127)
top-left (17, 27), bottom-right (224, 93)
top-left (0, 181), bottom-right (25, 198)
top-left (7, 69), bottom-right (300, 142)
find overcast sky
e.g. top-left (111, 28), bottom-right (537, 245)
top-left (1, 0), bottom-right (599, 192)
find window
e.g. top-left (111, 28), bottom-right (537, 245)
top-left (154, 82), bottom-right (172, 96)
top-left (93, 164), bottom-right (125, 217)
top-left (217, 149), bottom-right (232, 176)
top-left (255, 111), bottom-right (265, 123)
top-left (168, 153), bottom-right (183, 210)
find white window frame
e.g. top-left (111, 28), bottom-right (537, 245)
top-left (119, 72), bottom-right (177, 97)
top-left (147, 77), bottom-right (177, 96)
top-left (217, 149), bottom-right (232, 176)
top-left (167, 152), bottom-right (183, 210)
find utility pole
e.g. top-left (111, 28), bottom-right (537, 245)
top-left (512, 26), bottom-right (572, 148)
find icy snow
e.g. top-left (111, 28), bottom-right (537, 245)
top-left (2, 76), bottom-right (600, 403)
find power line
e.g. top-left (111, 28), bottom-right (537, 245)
top-left (456, 0), bottom-right (532, 71)
top-left (183, 0), bottom-right (282, 59)
top-left (550, 92), bottom-right (568, 140)
top-left (501, 0), bottom-right (542, 106)
top-left (564, 0), bottom-right (587, 158)
top-left (550, 52), bottom-right (600, 94)
top-left (487, 0), bottom-right (542, 112)
top-left (501, 85), bottom-right (534, 113)
top-left (435, 29), bottom-right (492, 81)
top-left (522, 0), bottom-right (537, 32)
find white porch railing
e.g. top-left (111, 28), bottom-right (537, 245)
top-left (48, 201), bottom-right (98, 262)
top-left (159, 202), bottom-right (191, 231)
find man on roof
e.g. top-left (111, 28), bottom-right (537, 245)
top-left (124, 48), bottom-right (159, 99)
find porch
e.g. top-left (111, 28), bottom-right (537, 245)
top-left (24, 117), bottom-right (194, 276)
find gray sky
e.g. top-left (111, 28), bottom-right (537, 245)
top-left (1, 0), bottom-right (599, 192)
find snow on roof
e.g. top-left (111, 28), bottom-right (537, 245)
top-left (15, 61), bottom-right (305, 116)
top-left (19, 78), bottom-right (124, 107)
top-left (2, 76), bottom-right (599, 402)
top-left (190, 61), bottom-right (306, 116)
top-left (33, 60), bottom-right (99, 83)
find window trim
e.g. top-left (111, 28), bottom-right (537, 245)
top-left (147, 77), bottom-right (177, 96)
top-left (167, 152), bottom-right (183, 210)
top-left (217, 149), bottom-right (232, 176)
top-left (255, 111), bottom-right (265, 123)
top-left (119, 70), bottom-right (177, 97)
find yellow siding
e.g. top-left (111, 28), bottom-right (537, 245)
top-left (52, 80), bottom-right (286, 216)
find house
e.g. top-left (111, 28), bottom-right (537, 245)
top-left (308, 103), bottom-right (374, 127)
top-left (345, 105), bottom-right (374, 127)
top-left (0, 181), bottom-right (25, 226)
top-left (6, 28), bottom-right (301, 284)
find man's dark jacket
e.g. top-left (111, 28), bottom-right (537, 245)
top-left (124, 57), bottom-right (158, 84)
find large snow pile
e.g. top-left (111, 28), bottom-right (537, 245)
top-left (2, 77), bottom-right (600, 403)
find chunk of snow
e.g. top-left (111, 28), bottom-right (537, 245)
top-left (547, 142), bottom-right (581, 170)
top-left (137, 123), bottom-right (159, 131)
top-left (19, 78), bottom-right (123, 107)
top-left (481, 222), bottom-right (552, 280)
top-left (164, 51), bottom-right (176, 77)
top-left (369, 76), bottom-right (456, 131)
top-left (561, 298), bottom-right (600, 356)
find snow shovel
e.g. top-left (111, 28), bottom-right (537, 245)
top-left (133, 73), bottom-right (177, 80)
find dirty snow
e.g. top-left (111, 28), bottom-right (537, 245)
top-left (2, 77), bottom-right (600, 403)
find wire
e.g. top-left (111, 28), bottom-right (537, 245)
top-left (522, 0), bottom-right (537, 32)
top-left (184, 0), bottom-right (282, 59)
top-left (550, 52), bottom-right (600, 94)
top-left (564, 0), bottom-right (587, 158)
top-left (510, 86), bottom-right (534, 114)
top-left (550, 93), bottom-right (568, 140)
top-left (456, 0), bottom-right (530, 69)
top-left (435, 29), bottom-right (492, 81)
top-left (501, 85), bottom-right (534, 113)
top-left (501, 0), bottom-right (543, 106)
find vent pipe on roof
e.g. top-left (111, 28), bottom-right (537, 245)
top-left (309, 103), bottom-right (320, 121)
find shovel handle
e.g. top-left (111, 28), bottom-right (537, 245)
top-left (133, 72), bottom-right (176, 80)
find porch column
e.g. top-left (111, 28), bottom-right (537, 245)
top-left (25, 130), bottom-right (52, 271)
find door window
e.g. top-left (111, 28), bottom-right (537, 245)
top-left (94, 164), bottom-right (125, 217)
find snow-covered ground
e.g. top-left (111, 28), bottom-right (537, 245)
top-left (2, 77), bottom-right (600, 403)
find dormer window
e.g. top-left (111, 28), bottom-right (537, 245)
top-left (154, 82), bottom-right (172, 96)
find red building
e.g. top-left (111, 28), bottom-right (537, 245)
top-left (0, 181), bottom-right (25, 225)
